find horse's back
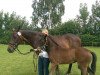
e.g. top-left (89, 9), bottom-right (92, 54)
top-left (50, 33), bottom-right (81, 49)
top-left (63, 33), bottom-right (81, 48)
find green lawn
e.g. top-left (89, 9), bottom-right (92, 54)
top-left (0, 44), bottom-right (100, 75)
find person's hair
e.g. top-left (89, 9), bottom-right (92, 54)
top-left (42, 29), bottom-right (48, 35)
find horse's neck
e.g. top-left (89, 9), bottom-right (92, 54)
top-left (47, 35), bottom-right (59, 47)
top-left (47, 35), bottom-right (70, 49)
top-left (21, 31), bottom-right (33, 46)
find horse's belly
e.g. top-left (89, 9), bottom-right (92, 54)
top-left (59, 55), bottom-right (75, 64)
top-left (49, 49), bottom-right (76, 64)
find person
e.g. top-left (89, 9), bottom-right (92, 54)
top-left (38, 29), bottom-right (50, 75)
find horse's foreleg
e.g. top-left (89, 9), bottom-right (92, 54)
top-left (66, 63), bottom-right (72, 75)
top-left (56, 65), bottom-right (60, 75)
top-left (49, 63), bottom-right (57, 75)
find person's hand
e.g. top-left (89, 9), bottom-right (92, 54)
top-left (34, 47), bottom-right (41, 55)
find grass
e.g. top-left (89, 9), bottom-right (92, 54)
top-left (0, 44), bottom-right (100, 75)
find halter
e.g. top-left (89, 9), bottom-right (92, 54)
top-left (9, 41), bottom-right (33, 55)
top-left (10, 32), bottom-right (33, 55)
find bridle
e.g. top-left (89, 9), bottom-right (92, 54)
top-left (9, 32), bottom-right (34, 55)
top-left (9, 41), bottom-right (33, 55)
top-left (9, 32), bottom-right (38, 72)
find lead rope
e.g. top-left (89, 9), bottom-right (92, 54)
top-left (16, 48), bottom-right (38, 73)
top-left (16, 47), bottom-right (32, 55)
top-left (17, 32), bottom-right (38, 73)
top-left (33, 51), bottom-right (38, 73)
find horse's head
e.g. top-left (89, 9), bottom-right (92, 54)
top-left (7, 29), bottom-right (47, 53)
top-left (7, 30), bottom-right (23, 53)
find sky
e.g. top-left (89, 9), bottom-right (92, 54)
top-left (62, 0), bottom-right (97, 22)
top-left (0, 0), bottom-right (98, 23)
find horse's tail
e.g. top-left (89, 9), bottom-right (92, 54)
top-left (89, 52), bottom-right (97, 75)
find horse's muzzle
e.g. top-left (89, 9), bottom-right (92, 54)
top-left (7, 48), bottom-right (14, 53)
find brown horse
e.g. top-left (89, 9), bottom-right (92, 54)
top-left (7, 30), bottom-right (82, 75)
top-left (7, 30), bottom-right (97, 75)
top-left (30, 31), bottom-right (96, 75)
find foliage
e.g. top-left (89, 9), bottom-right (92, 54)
top-left (50, 20), bottom-right (80, 35)
top-left (76, 3), bottom-right (89, 34)
top-left (89, 0), bottom-right (100, 35)
top-left (79, 3), bottom-right (89, 22)
top-left (50, 1), bottom-right (100, 46)
top-left (80, 34), bottom-right (95, 46)
top-left (31, 0), bottom-right (65, 28)
top-left (0, 11), bottom-right (29, 44)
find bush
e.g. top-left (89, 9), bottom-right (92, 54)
top-left (80, 34), bottom-right (100, 46)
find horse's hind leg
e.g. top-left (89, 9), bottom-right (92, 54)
top-left (81, 69), bottom-right (88, 75)
top-left (87, 67), bottom-right (94, 75)
top-left (80, 65), bottom-right (88, 75)
top-left (66, 63), bottom-right (72, 75)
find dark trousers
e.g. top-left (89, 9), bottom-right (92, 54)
top-left (38, 56), bottom-right (50, 75)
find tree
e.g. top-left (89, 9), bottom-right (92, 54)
top-left (50, 20), bottom-right (80, 35)
top-left (31, 0), bottom-right (65, 29)
top-left (89, 0), bottom-right (100, 35)
top-left (76, 3), bottom-right (89, 34)
top-left (0, 11), bottom-right (4, 29)
top-left (0, 11), bottom-right (29, 44)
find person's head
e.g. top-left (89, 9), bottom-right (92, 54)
top-left (42, 29), bottom-right (48, 35)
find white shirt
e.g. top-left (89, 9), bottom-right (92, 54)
top-left (39, 50), bottom-right (49, 58)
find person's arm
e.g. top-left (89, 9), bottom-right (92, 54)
top-left (33, 47), bottom-right (42, 55)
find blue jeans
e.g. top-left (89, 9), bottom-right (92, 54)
top-left (38, 56), bottom-right (50, 75)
